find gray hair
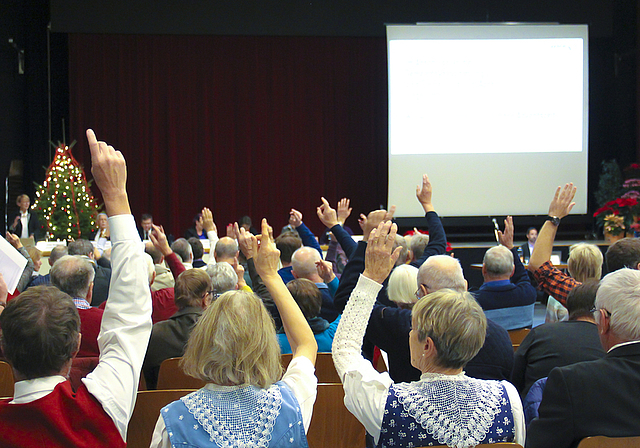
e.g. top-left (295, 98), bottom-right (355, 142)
top-left (409, 233), bottom-right (430, 261)
top-left (214, 237), bottom-right (239, 261)
top-left (393, 235), bottom-right (409, 267)
top-left (387, 264), bottom-right (419, 306)
top-left (50, 255), bottom-right (95, 299)
top-left (171, 238), bottom-right (193, 263)
top-left (412, 289), bottom-right (487, 369)
top-left (417, 255), bottom-right (466, 294)
top-left (483, 246), bottom-right (514, 277)
top-left (206, 262), bottom-right (238, 294)
top-left (49, 245), bottom-right (68, 266)
top-left (67, 239), bottom-right (94, 257)
top-left (596, 268), bottom-right (640, 342)
top-left (291, 247), bottom-right (321, 278)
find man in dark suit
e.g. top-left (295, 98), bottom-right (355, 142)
top-left (527, 268), bottom-right (640, 448)
top-left (67, 239), bottom-right (111, 307)
top-left (520, 226), bottom-right (537, 262)
top-left (474, 216), bottom-right (537, 330)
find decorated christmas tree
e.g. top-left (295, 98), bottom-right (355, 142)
top-left (33, 142), bottom-right (101, 241)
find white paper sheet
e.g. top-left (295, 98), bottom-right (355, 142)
top-left (0, 234), bottom-right (28, 294)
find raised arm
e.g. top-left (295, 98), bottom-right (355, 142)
top-left (317, 197), bottom-right (358, 257)
top-left (202, 207), bottom-right (219, 265)
top-left (528, 183), bottom-right (576, 272)
top-left (410, 174), bottom-right (446, 267)
top-left (82, 129), bottom-right (152, 441)
top-left (5, 233), bottom-right (34, 293)
top-left (253, 218), bottom-right (317, 365)
top-left (149, 223), bottom-right (185, 279)
top-left (290, 208), bottom-right (323, 256)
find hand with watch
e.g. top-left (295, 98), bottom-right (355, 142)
top-left (547, 183), bottom-right (577, 226)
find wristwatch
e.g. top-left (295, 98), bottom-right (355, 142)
top-left (547, 216), bottom-right (561, 226)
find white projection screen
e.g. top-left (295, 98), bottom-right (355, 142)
top-left (387, 24), bottom-right (589, 218)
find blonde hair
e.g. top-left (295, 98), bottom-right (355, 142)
top-left (568, 243), bottom-right (603, 283)
top-left (26, 246), bottom-right (42, 262)
top-left (387, 264), bottom-right (419, 306)
top-left (181, 290), bottom-right (282, 388)
top-left (411, 289), bottom-right (486, 369)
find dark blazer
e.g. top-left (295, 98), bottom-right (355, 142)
top-left (142, 306), bottom-right (203, 390)
top-left (520, 242), bottom-right (532, 261)
top-left (9, 211), bottom-right (40, 242)
top-left (512, 320), bottom-right (604, 398)
top-left (526, 342), bottom-right (640, 448)
top-left (91, 264), bottom-right (111, 308)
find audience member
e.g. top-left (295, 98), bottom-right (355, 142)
top-left (149, 219), bottom-right (318, 448)
top-left (5, 232), bottom-right (35, 294)
top-left (143, 269), bottom-right (211, 389)
top-left (146, 245), bottom-right (175, 291)
top-left (171, 238), bottom-right (193, 269)
top-left (408, 230), bottom-right (430, 263)
top-left (27, 244), bottom-right (67, 288)
top-left (291, 246), bottom-right (339, 322)
top-left (50, 255), bottom-right (104, 358)
top-left (605, 237), bottom-right (640, 273)
top-left (68, 238), bottom-right (112, 307)
top-left (184, 212), bottom-right (207, 239)
top-left (527, 268), bottom-right (640, 448)
top-left (8, 193), bottom-right (40, 242)
top-left (277, 278), bottom-right (340, 354)
top-left (474, 216), bottom-right (537, 330)
top-left (511, 281), bottom-right (604, 399)
top-left (332, 221), bottom-right (524, 447)
top-left (139, 213), bottom-right (154, 240)
top-left (206, 261), bottom-right (238, 294)
top-left (521, 226), bottom-right (538, 262)
top-left (386, 264), bottom-right (419, 309)
top-left (0, 129), bottom-right (151, 447)
top-left (187, 237), bottom-right (206, 268)
top-left (276, 233), bottom-right (303, 283)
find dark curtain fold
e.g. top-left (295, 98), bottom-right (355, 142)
top-left (68, 34), bottom-right (388, 237)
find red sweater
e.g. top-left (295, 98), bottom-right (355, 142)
top-left (0, 380), bottom-right (124, 448)
top-left (77, 307), bottom-right (104, 358)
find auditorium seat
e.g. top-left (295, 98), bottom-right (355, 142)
top-left (281, 353), bottom-right (341, 383)
top-left (0, 361), bottom-right (15, 398)
top-left (577, 436), bottom-right (640, 448)
top-left (126, 389), bottom-right (195, 448)
top-left (156, 357), bottom-right (205, 390)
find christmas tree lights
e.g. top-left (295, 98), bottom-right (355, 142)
top-left (33, 142), bottom-right (100, 241)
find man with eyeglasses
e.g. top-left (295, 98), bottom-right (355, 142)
top-left (527, 268), bottom-right (640, 448)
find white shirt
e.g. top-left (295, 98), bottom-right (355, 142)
top-left (9, 214), bottom-right (152, 442)
top-left (332, 275), bottom-right (525, 446)
top-left (19, 211), bottom-right (29, 239)
top-left (149, 355), bottom-right (318, 448)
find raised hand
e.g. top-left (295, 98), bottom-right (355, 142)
top-left (253, 218), bottom-right (281, 279)
top-left (226, 223), bottom-right (234, 237)
top-left (86, 129), bottom-right (130, 216)
top-left (337, 198), bottom-right (352, 225)
top-left (416, 174), bottom-right (434, 213)
top-left (235, 222), bottom-right (256, 259)
top-left (548, 183), bottom-right (576, 219)
top-left (317, 197), bottom-right (339, 228)
top-left (363, 221), bottom-right (403, 284)
top-left (5, 232), bottom-right (22, 250)
top-left (201, 208), bottom-right (217, 233)
top-left (232, 257), bottom-right (247, 288)
top-left (497, 216), bottom-right (515, 250)
top-left (362, 207), bottom-right (395, 241)
top-left (315, 259), bottom-right (336, 284)
top-left (358, 213), bottom-right (367, 232)
top-left (289, 209), bottom-right (303, 228)
top-left (149, 224), bottom-right (172, 256)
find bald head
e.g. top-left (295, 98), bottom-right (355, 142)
top-left (214, 237), bottom-right (239, 263)
top-left (291, 247), bottom-right (322, 280)
top-left (50, 255), bottom-right (95, 300)
top-left (482, 245), bottom-right (514, 280)
top-left (417, 255), bottom-right (466, 296)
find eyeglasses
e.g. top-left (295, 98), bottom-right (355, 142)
top-left (415, 284), bottom-right (427, 300)
top-left (590, 307), bottom-right (612, 318)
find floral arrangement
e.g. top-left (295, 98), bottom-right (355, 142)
top-left (603, 214), bottom-right (625, 236)
top-left (594, 196), bottom-right (638, 234)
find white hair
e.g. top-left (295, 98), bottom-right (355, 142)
top-left (596, 268), bottom-right (640, 342)
top-left (417, 255), bottom-right (466, 294)
top-left (206, 262), bottom-right (238, 294)
top-left (483, 246), bottom-right (514, 277)
top-left (387, 264), bottom-right (419, 306)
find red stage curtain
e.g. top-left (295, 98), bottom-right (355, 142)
top-left (68, 34), bottom-right (389, 237)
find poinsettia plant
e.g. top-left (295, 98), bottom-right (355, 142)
top-left (593, 197), bottom-right (638, 233)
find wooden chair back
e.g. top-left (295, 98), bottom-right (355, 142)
top-left (508, 328), bottom-right (531, 351)
top-left (0, 361), bottom-right (15, 398)
top-left (281, 353), bottom-right (341, 384)
top-left (307, 383), bottom-right (366, 448)
top-left (156, 357), bottom-right (206, 390)
top-left (425, 444), bottom-right (523, 448)
top-left (577, 436), bottom-right (640, 448)
top-left (126, 389), bottom-right (195, 448)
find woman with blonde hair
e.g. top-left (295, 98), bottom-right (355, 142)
top-left (150, 219), bottom-right (318, 448)
top-left (333, 221), bottom-right (524, 448)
